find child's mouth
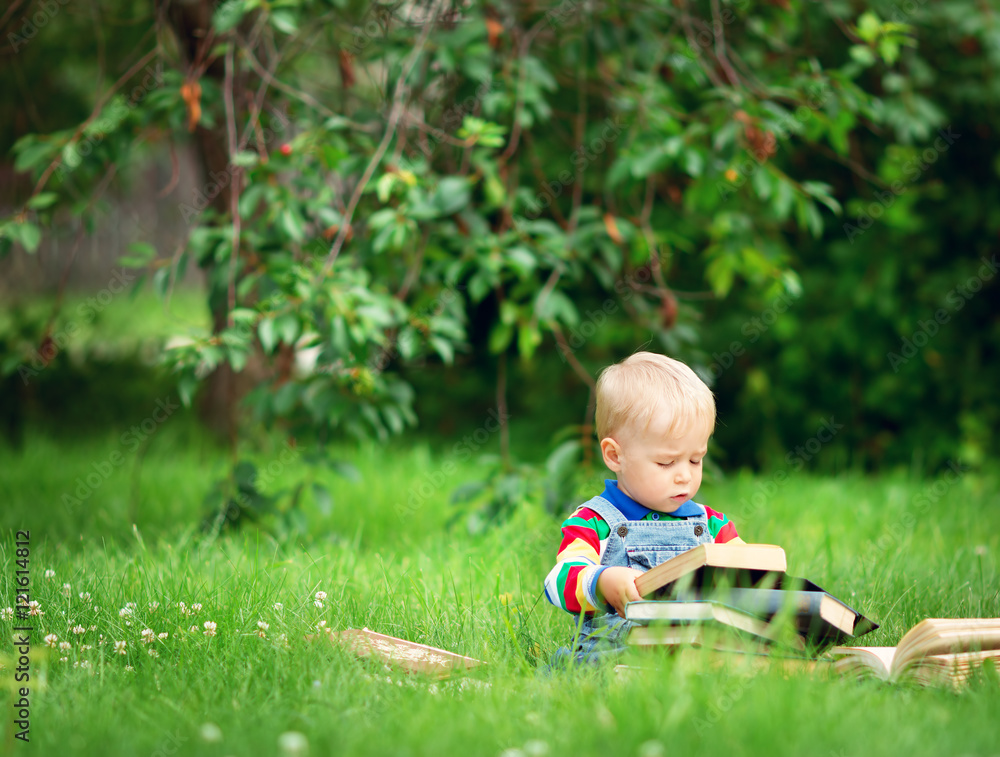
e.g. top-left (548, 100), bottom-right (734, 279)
top-left (670, 493), bottom-right (688, 503)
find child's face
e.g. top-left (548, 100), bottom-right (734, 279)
top-left (600, 410), bottom-right (710, 513)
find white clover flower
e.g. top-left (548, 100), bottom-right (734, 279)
top-left (158, 632), bottom-right (168, 640)
top-left (119, 607), bottom-right (133, 618)
top-left (44, 633), bottom-right (58, 647)
top-left (44, 569), bottom-right (55, 579)
top-left (179, 602), bottom-right (191, 617)
top-left (126, 602), bottom-right (136, 610)
top-left (1, 607), bottom-right (13, 621)
top-left (141, 629), bottom-right (155, 643)
top-left (316, 620), bottom-right (327, 631)
top-left (80, 644), bottom-right (92, 651)
top-left (149, 601), bottom-right (160, 610)
top-left (28, 601), bottom-right (42, 616)
top-left (278, 731), bottom-right (309, 757)
top-left (79, 660), bottom-right (91, 669)
top-left (189, 625), bottom-right (198, 633)
top-left (148, 648), bottom-right (159, 658)
top-left (61, 583), bottom-right (72, 597)
top-left (191, 603), bottom-right (203, 613)
top-left (72, 625), bottom-right (86, 635)
top-left (59, 657), bottom-right (68, 663)
top-left (125, 665), bottom-right (134, 671)
top-left (200, 723), bottom-right (223, 743)
top-left (258, 621), bottom-right (269, 632)
top-left (203, 621), bottom-right (217, 637)
top-left (89, 625), bottom-right (96, 631)
top-left (115, 640), bottom-right (127, 655)
top-left (315, 591), bottom-right (327, 601)
top-left (273, 603), bottom-right (283, 612)
top-left (59, 641), bottom-right (71, 652)
top-left (79, 592), bottom-right (92, 603)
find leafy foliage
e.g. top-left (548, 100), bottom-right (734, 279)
top-left (2, 0), bottom-right (999, 517)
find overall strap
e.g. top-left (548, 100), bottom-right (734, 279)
top-left (580, 495), bottom-right (628, 528)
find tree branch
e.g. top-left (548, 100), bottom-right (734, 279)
top-left (316, 0), bottom-right (449, 282)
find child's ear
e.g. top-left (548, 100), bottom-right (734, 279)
top-left (600, 438), bottom-right (623, 471)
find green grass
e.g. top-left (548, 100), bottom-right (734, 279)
top-left (1, 429), bottom-right (999, 756)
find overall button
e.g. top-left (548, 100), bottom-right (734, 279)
top-left (651, 513), bottom-right (660, 521)
top-left (693, 524), bottom-right (705, 537)
top-left (617, 525), bottom-right (629, 538)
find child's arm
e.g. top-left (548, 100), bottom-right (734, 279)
top-left (543, 507), bottom-right (614, 615)
top-left (596, 566), bottom-right (643, 619)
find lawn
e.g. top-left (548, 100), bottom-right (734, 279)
top-left (1, 424), bottom-right (999, 756)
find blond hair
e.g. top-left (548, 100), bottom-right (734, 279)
top-left (595, 352), bottom-right (715, 441)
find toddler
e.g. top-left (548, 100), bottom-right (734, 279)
top-left (544, 351), bottom-right (743, 662)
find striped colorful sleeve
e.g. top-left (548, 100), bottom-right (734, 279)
top-left (704, 505), bottom-right (739, 543)
top-left (543, 507), bottom-right (611, 615)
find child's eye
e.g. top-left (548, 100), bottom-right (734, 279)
top-left (658, 461), bottom-right (674, 468)
top-left (691, 459), bottom-right (702, 465)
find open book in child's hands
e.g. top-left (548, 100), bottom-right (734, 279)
top-left (630, 542), bottom-right (877, 645)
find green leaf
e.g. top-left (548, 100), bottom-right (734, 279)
top-left (14, 222), bottom-right (41, 254)
top-left (488, 321), bottom-right (513, 354)
top-left (119, 241), bottom-right (157, 268)
top-left (178, 373), bottom-right (199, 408)
top-left (214, 0), bottom-right (247, 32)
top-left (26, 192), bottom-right (58, 210)
top-left (231, 150), bottom-right (260, 168)
top-left (280, 208), bottom-right (305, 242)
top-left (849, 45), bottom-right (876, 67)
top-left (433, 177), bottom-right (471, 215)
top-left (705, 254), bottom-right (735, 298)
top-left (856, 12), bottom-right (881, 44)
top-left (517, 323), bottom-right (542, 360)
top-left (258, 318), bottom-right (277, 353)
top-left (275, 313), bottom-right (300, 345)
top-left (269, 9), bottom-right (297, 34)
top-left (429, 335), bottom-right (455, 364)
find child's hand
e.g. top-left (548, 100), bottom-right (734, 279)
top-left (597, 567), bottom-right (644, 619)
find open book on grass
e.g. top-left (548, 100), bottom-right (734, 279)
top-left (332, 628), bottom-right (485, 678)
top-left (831, 618), bottom-right (1000, 687)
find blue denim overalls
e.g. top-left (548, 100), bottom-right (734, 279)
top-left (552, 492), bottom-right (714, 666)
